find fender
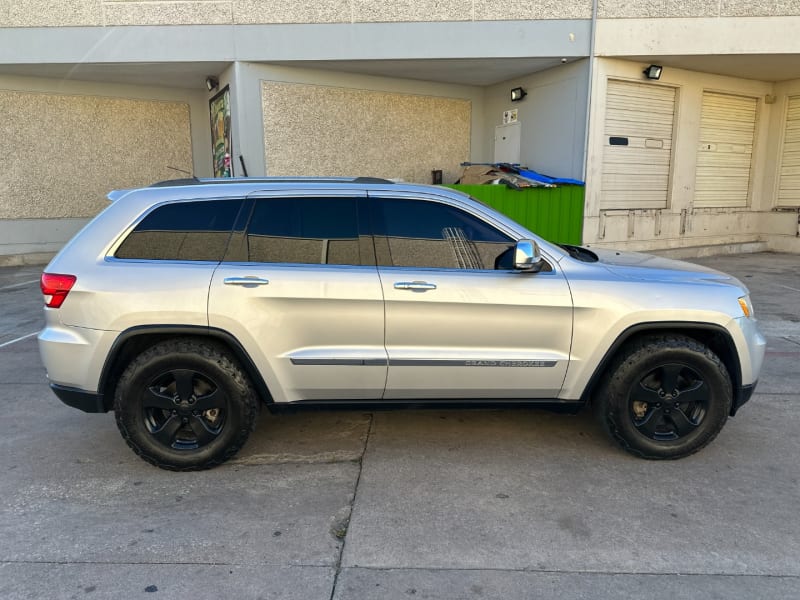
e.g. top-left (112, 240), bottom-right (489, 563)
top-left (578, 321), bottom-right (745, 415)
top-left (98, 324), bottom-right (273, 410)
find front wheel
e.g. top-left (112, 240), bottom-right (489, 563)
top-left (594, 335), bottom-right (732, 459)
top-left (114, 339), bottom-right (259, 470)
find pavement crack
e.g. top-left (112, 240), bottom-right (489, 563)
top-left (337, 565), bottom-right (800, 579)
top-left (231, 450), bottom-right (362, 466)
top-left (328, 412), bottom-right (374, 600)
top-left (0, 560), bottom-right (332, 568)
top-left (782, 336), bottom-right (800, 348)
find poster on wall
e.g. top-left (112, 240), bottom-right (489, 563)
top-left (209, 86), bottom-right (233, 177)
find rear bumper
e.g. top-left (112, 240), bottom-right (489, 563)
top-left (51, 384), bottom-right (107, 413)
top-left (38, 321), bottom-right (115, 394)
top-left (731, 381), bottom-right (757, 416)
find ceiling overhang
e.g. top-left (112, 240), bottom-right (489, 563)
top-left (623, 54), bottom-right (800, 82)
top-left (0, 57), bottom-right (585, 89)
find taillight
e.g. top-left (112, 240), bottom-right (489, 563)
top-left (41, 273), bottom-right (76, 308)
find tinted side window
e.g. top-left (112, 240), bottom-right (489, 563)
top-left (373, 198), bottom-right (514, 270)
top-left (245, 197), bottom-right (362, 265)
top-left (116, 199), bottom-right (242, 261)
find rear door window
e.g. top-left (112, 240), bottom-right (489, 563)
top-left (239, 197), bottom-right (367, 266)
top-left (115, 199), bottom-right (242, 261)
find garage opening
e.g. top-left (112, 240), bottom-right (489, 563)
top-left (601, 79), bottom-right (676, 210)
top-left (695, 91), bottom-right (757, 208)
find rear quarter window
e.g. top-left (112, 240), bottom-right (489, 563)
top-left (115, 199), bottom-right (242, 261)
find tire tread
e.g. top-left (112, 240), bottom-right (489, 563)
top-left (595, 334), bottom-right (731, 460)
top-left (114, 338), bottom-right (259, 471)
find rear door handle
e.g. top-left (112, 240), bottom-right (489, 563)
top-left (223, 277), bottom-right (270, 286)
top-left (394, 281), bottom-right (437, 291)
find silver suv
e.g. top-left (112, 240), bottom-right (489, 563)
top-left (38, 178), bottom-right (765, 470)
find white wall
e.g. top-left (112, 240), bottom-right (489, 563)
top-left (596, 16), bottom-right (800, 56)
top-left (482, 60), bottom-right (589, 179)
top-left (761, 77), bottom-right (800, 252)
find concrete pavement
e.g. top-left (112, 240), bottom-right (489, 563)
top-left (0, 253), bottom-right (798, 598)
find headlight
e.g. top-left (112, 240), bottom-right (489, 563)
top-left (738, 295), bottom-right (754, 318)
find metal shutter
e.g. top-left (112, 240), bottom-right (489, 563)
top-left (601, 80), bottom-right (676, 210)
top-left (695, 92), bottom-right (757, 207)
top-left (778, 96), bottom-right (800, 207)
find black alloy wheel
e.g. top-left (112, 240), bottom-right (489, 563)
top-left (142, 369), bottom-right (228, 451)
top-left (595, 334), bottom-right (732, 459)
top-left (629, 363), bottom-right (709, 441)
top-left (115, 339), bottom-right (259, 470)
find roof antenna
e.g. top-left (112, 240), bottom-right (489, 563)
top-left (166, 165), bottom-right (197, 180)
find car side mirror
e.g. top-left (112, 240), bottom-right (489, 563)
top-left (514, 240), bottom-right (545, 273)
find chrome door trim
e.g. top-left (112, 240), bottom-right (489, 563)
top-left (290, 358), bottom-right (557, 367)
top-left (290, 358), bottom-right (388, 366)
top-left (388, 359), bottom-right (558, 367)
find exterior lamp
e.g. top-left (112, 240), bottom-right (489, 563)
top-left (643, 65), bottom-right (663, 80)
top-left (510, 87), bottom-right (527, 102)
top-left (205, 76), bottom-right (220, 91)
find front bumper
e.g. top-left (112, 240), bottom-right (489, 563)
top-left (51, 384), bottom-right (107, 413)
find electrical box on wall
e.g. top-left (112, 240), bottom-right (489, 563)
top-left (494, 122), bottom-right (521, 164)
top-left (503, 109), bottom-right (518, 124)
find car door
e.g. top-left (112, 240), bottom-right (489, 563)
top-left (371, 193), bottom-right (573, 399)
top-left (208, 191), bottom-right (387, 403)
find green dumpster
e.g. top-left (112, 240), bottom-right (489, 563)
top-left (444, 184), bottom-right (584, 245)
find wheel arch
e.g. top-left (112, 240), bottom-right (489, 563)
top-left (98, 325), bottom-right (274, 411)
top-left (580, 322), bottom-right (743, 416)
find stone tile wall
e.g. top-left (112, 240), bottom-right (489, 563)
top-left (598, 0), bottom-right (800, 18)
top-left (0, 0), bottom-right (592, 27)
top-left (261, 81), bottom-right (471, 184)
top-left (2, 0), bottom-right (798, 27)
top-left (0, 90), bottom-right (192, 219)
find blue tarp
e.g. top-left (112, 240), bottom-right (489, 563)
top-left (461, 162), bottom-right (584, 187)
top-left (516, 168), bottom-right (584, 186)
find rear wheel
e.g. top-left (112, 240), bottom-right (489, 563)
top-left (594, 335), bottom-right (732, 459)
top-left (114, 339), bottom-right (258, 470)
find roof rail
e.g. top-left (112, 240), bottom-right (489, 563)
top-left (149, 176), bottom-right (395, 188)
top-left (352, 177), bottom-right (395, 184)
top-left (150, 177), bottom-right (202, 187)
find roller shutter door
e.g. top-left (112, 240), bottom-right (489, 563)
top-left (695, 92), bottom-right (757, 207)
top-left (601, 80), bottom-right (676, 210)
top-left (778, 96), bottom-right (800, 206)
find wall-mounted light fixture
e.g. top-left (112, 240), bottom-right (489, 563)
top-left (510, 87), bottom-right (527, 102)
top-left (205, 76), bottom-right (220, 92)
top-left (643, 65), bottom-right (663, 80)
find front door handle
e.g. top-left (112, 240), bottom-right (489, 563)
top-left (394, 281), bottom-right (437, 291)
top-left (223, 276), bottom-right (270, 286)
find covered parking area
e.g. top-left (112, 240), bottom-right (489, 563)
top-left (0, 20), bottom-right (591, 262)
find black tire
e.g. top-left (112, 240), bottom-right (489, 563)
top-left (594, 334), bottom-right (732, 459)
top-left (114, 338), bottom-right (259, 470)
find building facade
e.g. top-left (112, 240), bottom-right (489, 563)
top-left (1, 1), bottom-right (799, 262)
